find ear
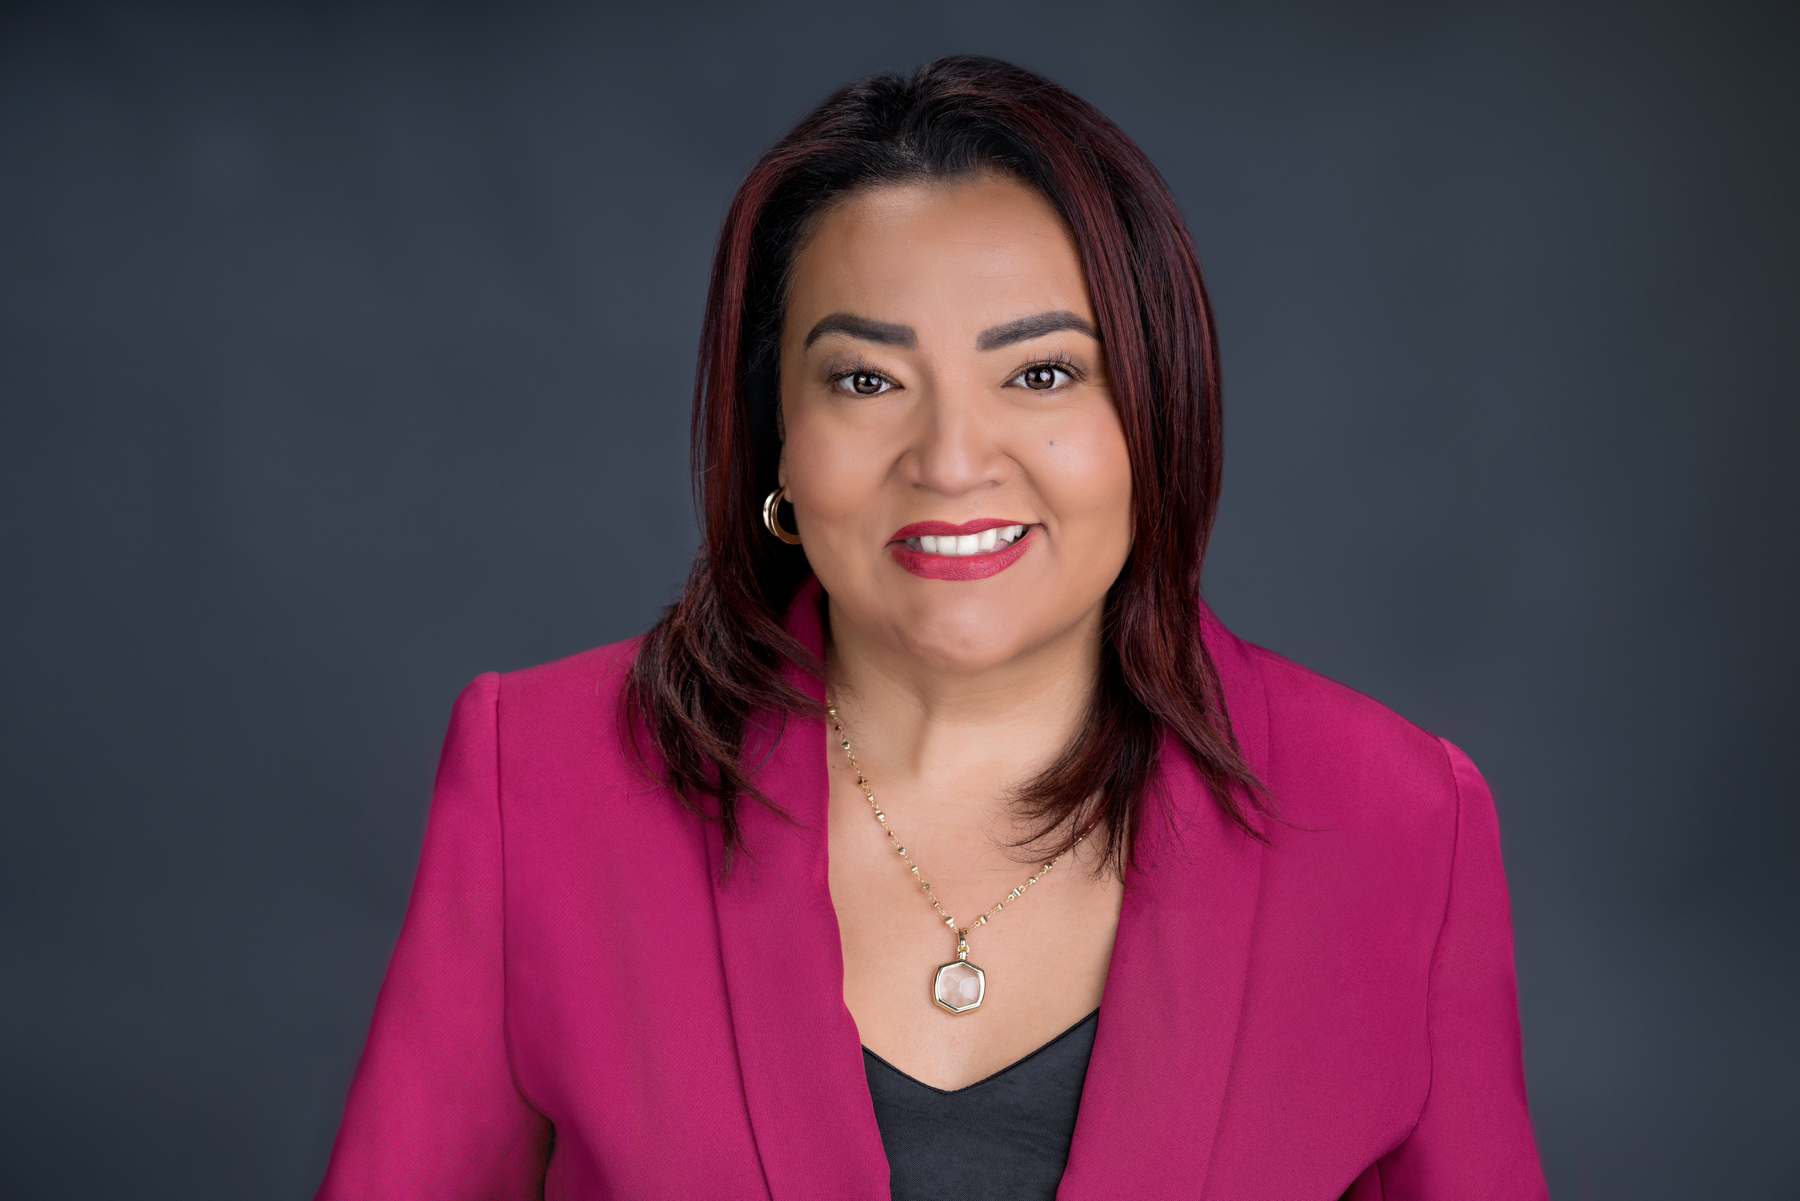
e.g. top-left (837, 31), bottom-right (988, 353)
top-left (777, 449), bottom-right (787, 490)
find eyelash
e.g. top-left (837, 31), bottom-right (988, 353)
top-left (1010, 353), bottom-right (1084, 390)
top-left (826, 354), bottom-right (1086, 396)
top-left (827, 360), bottom-right (893, 396)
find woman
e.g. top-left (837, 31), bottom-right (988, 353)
top-left (318, 57), bottom-right (1547, 1200)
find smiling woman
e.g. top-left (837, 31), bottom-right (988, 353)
top-left (317, 57), bottom-right (1549, 1201)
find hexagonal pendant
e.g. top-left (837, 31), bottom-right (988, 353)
top-left (933, 960), bottom-right (986, 1014)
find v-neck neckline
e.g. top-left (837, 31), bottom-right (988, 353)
top-left (861, 1007), bottom-right (1102, 1096)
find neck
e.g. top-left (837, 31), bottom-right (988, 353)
top-left (823, 595), bottom-right (1102, 835)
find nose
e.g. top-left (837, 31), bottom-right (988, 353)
top-left (906, 381), bottom-right (1011, 497)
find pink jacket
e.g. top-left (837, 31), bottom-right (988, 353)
top-left (318, 585), bottom-right (1547, 1199)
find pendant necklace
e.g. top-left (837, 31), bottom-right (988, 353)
top-left (827, 697), bottom-right (1086, 1015)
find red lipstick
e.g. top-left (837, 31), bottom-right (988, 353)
top-left (887, 519), bottom-right (1035, 581)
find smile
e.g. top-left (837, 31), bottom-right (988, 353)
top-left (887, 519), bottom-right (1036, 581)
top-left (903, 525), bottom-right (1027, 556)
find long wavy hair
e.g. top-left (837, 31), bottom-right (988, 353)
top-left (627, 56), bottom-right (1264, 870)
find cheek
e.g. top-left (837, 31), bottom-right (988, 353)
top-left (781, 412), bottom-right (876, 511)
top-left (777, 404), bottom-right (898, 582)
top-left (1038, 407), bottom-right (1134, 544)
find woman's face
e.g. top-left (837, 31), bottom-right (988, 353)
top-left (779, 174), bottom-right (1133, 677)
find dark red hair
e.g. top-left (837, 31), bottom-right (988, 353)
top-left (627, 56), bottom-right (1263, 867)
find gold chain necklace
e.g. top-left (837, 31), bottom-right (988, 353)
top-left (826, 698), bottom-right (1085, 1015)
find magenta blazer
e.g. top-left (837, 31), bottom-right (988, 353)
top-left (318, 583), bottom-right (1547, 1199)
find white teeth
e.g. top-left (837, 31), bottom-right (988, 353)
top-left (907, 525), bottom-right (1030, 556)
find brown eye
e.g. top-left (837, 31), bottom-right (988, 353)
top-left (1013, 363), bottom-right (1073, 391)
top-left (834, 370), bottom-right (892, 396)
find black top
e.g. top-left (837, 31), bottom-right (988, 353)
top-left (862, 1009), bottom-right (1100, 1201)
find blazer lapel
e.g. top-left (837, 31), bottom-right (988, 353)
top-left (1057, 602), bottom-right (1272, 1199)
top-left (709, 582), bottom-right (892, 1200)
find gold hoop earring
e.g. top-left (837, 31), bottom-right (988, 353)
top-left (762, 487), bottom-right (803, 545)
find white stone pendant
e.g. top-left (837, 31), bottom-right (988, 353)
top-left (933, 960), bottom-right (986, 1014)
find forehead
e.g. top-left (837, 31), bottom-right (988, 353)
top-left (785, 175), bottom-right (1091, 333)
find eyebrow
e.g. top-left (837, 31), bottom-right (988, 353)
top-left (801, 308), bottom-right (1100, 353)
top-left (975, 310), bottom-right (1099, 351)
top-left (804, 313), bottom-right (917, 349)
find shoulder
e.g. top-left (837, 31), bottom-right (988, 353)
top-left (1207, 617), bottom-right (1471, 847)
top-left (438, 636), bottom-right (642, 762)
top-left (493, 634), bottom-right (643, 721)
top-left (453, 634), bottom-right (710, 852)
top-left (461, 635), bottom-right (653, 801)
top-left (1253, 643), bottom-right (1453, 785)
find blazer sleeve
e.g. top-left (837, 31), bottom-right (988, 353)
top-left (1368, 740), bottom-right (1548, 1199)
top-left (316, 674), bottom-right (551, 1200)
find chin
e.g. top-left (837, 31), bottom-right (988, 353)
top-left (888, 596), bottom-right (1047, 675)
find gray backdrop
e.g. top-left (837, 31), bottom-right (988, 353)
top-left (2, 2), bottom-right (1795, 1197)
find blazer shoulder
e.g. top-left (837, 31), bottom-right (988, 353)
top-left (479, 635), bottom-right (652, 797)
top-left (493, 634), bottom-right (644, 719)
top-left (1236, 637), bottom-right (1464, 833)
